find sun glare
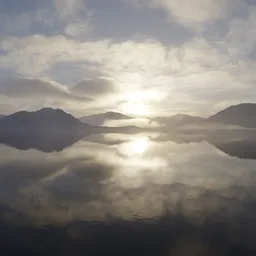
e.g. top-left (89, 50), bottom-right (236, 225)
top-left (130, 137), bottom-right (150, 155)
top-left (118, 136), bottom-right (151, 157)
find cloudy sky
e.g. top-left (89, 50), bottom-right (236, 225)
top-left (0, 0), bottom-right (255, 117)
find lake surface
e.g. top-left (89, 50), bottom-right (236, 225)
top-left (1, 132), bottom-right (256, 255)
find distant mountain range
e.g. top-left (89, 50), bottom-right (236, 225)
top-left (80, 103), bottom-right (256, 129)
top-left (151, 103), bottom-right (256, 129)
top-left (0, 103), bottom-right (256, 153)
top-left (0, 108), bottom-right (142, 151)
top-left (0, 103), bottom-right (255, 139)
top-left (79, 111), bottom-right (132, 126)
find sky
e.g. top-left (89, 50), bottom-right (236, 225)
top-left (0, 0), bottom-right (255, 117)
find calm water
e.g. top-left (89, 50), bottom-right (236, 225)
top-left (1, 132), bottom-right (256, 255)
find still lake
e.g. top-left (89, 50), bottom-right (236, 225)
top-left (0, 132), bottom-right (256, 255)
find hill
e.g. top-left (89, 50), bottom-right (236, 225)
top-left (153, 104), bottom-right (256, 129)
top-left (209, 103), bottom-right (256, 128)
top-left (0, 108), bottom-right (91, 135)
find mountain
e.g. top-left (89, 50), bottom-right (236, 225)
top-left (80, 111), bottom-right (132, 126)
top-left (0, 108), bottom-right (91, 135)
top-left (0, 108), bottom-right (146, 151)
top-left (153, 104), bottom-right (256, 129)
top-left (0, 108), bottom-right (94, 151)
top-left (209, 103), bottom-right (256, 128)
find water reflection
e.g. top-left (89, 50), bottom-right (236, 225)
top-left (1, 133), bottom-right (256, 254)
top-left (129, 137), bottom-right (151, 155)
top-left (117, 135), bottom-right (152, 157)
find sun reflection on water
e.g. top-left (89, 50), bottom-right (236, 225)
top-left (116, 135), bottom-right (152, 158)
top-left (130, 137), bottom-right (150, 155)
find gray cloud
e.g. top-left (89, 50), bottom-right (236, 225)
top-left (71, 77), bottom-right (117, 96)
top-left (0, 77), bottom-right (90, 102)
top-left (0, 0), bottom-right (255, 116)
top-left (124, 0), bottom-right (229, 30)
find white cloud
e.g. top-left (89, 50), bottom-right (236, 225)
top-left (1, 34), bottom-right (228, 79)
top-left (0, 0), bottom-right (255, 117)
top-left (0, 35), bottom-right (110, 76)
top-left (0, 9), bottom-right (256, 117)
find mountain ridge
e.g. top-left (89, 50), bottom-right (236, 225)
top-left (208, 103), bottom-right (256, 128)
top-left (0, 107), bottom-right (90, 135)
top-left (0, 104), bottom-right (256, 152)
top-left (1, 103), bottom-right (256, 134)
top-left (79, 111), bottom-right (132, 126)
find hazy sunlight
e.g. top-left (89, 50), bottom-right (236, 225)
top-left (121, 102), bottom-right (150, 116)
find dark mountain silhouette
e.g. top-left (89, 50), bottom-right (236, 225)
top-left (80, 111), bottom-right (132, 126)
top-left (0, 108), bottom-right (93, 151)
top-left (209, 103), bottom-right (256, 128)
top-left (0, 108), bottom-right (91, 134)
top-left (0, 108), bottom-right (146, 151)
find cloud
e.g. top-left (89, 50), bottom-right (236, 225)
top-left (0, 77), bottom-right (90, 102)
top-left (0, 35), bottom-right (110, 76)
top-left (156, 0), bottom-right (228, 28)
top-left (124, 0), bottom-right (229, 30)
top-left (0, 0), bottom-right (255, 117)
top-left (221, 6), bottom-right (256, 59)
top-left (72, 77), bottom-right (117, 96)
top-left (0, 76), bottom-right (122, 116)
top-left (0, 34), bottom-right (253, 116)
top-left (0, 95), bottom-right (18, 115)
top-left (0, 0), bottom-right (91, 38)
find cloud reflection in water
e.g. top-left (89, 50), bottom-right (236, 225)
top-left (1, 134), bottom-right (256, 252)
